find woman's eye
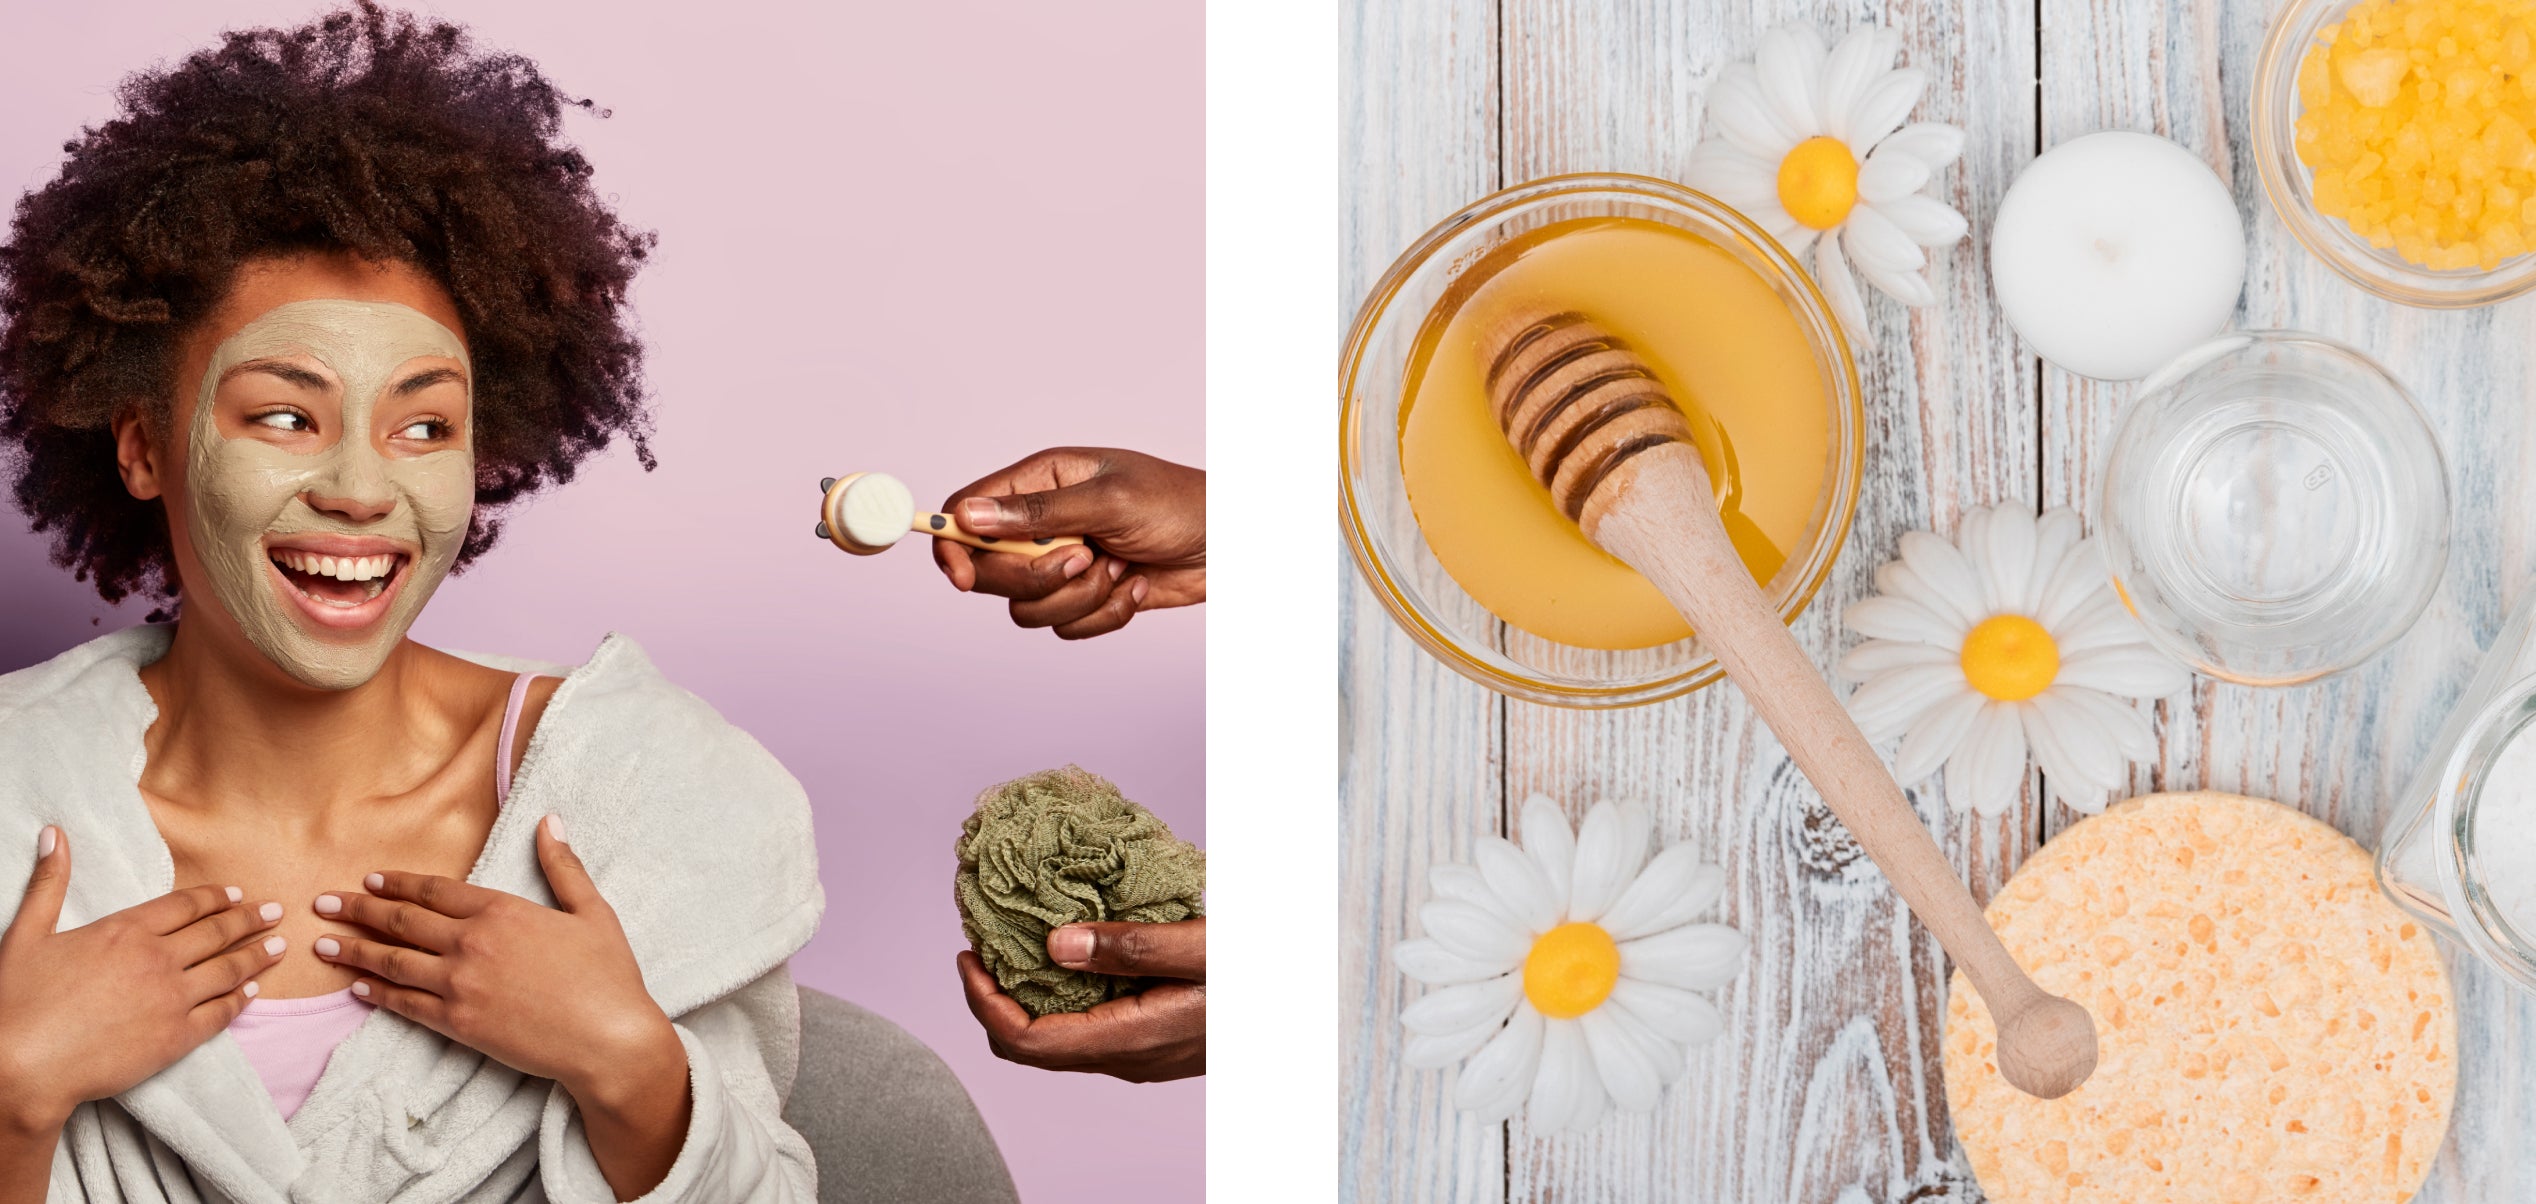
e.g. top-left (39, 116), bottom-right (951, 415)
top-left (250, 411), bottom-right (310, 433)
top-left (396, 419), bottom-right (448, 440)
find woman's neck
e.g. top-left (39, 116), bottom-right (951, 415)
top-left (137, 618), bottom-right (479, 823)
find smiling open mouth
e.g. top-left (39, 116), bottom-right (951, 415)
top-left (270, 548), bottom-right (405, 608)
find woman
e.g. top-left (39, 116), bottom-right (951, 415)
top-left (0, 6), bottom-right (819, 1201)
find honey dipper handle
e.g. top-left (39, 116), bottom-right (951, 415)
top-left (914, 513), bottom-right (1088, 557)
top-left (1585, 443), bottom-right (2097, 1099)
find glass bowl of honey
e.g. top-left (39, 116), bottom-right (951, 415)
top-left (1341, 173), bottom-right (1865, 708)
top-left (2255, 0), bottom-right (2536, 306)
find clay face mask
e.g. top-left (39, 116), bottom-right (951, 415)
top-left (184, 299), bottom-right (473, 690)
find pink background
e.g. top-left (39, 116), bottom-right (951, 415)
top-left (0, 3), bottom-right (1204, 1200)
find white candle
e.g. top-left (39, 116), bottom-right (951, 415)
top-left (1990, 131), bottom-right (2246, 381)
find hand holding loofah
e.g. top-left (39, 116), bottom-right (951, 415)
top-left (953, 766), bottom-right (1206, 1016)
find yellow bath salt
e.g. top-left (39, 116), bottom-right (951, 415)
top-left (1944, 793), bottom-right (2454, 1204)
top-left (2295, 0), bottom-right (2536, 270)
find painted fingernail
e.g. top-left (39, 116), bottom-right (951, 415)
top-left (225, 886), bottom-right (243, 904)
top-left (264, 936), bottom-right (288, 956)
top-left (1061, 550), bottom-right (1092, 579)
top-left (365, 873), bottom-right (385, 892)
top-left (1130, 576), bottom-right (1149, 604)
top-left (36, 827), bottom-right (55, 859)
top-left (243, 981), bottom-right (259, 999)
top-left (1049, 926), bottom-right (1095, 966)
top-left (258, 902), bottom-right (283, 922)
top-left (1107, 558), bottom-right (1126, 582)
top-left (352, 982), bottom-right (371, 998)
top-left (545, 814), bottom-right (567, 842)
top-left (314, 937), bottom-right (339, 957)
top-left (958, 497), bottom-right (1002, 528)
top-left (315, 894), bottom-right (342, 915)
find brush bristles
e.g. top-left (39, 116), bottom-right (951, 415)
top-left (1482, 312), bottom-right (1695, 521)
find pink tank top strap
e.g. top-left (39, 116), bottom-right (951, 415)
top-left (495, 672), bottom-right (555, 806)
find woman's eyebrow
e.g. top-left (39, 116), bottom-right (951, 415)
top-left (220, 359), bottom-right (330, 391)
top-left (392, 366), bottom-right (468, 396)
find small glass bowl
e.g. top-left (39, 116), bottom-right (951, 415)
top-left (1339, 173), bottom-right (1864, 708)
top-left (2096, 331), bottom-right (2450, 687)
top-left (2378, 583), bottom-right (2536, 997)
top-left (2255, 0), bottom-right (2536, 306)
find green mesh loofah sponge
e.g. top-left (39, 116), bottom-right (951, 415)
top-left (953, 765), bottom-right (1206, 1016)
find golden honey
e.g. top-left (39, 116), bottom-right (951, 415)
top-left (1398, 216), bottom-right (1832, 651)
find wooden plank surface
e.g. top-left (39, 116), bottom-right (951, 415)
top-left (1491, 0), bottom-right (2039, 1200)
top-left (1338, 3), bottom-right (1508, 1202)
top-left (1343, 0), bottom-right (2536, 1199)
top-left (2035, 0), bottom-right (2536, 1201)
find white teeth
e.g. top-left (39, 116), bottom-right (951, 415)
top-left (268, 550), bottom-right (399, 584)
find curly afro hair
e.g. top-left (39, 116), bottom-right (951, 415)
top-left (0, 1), bottom-right (655, 605)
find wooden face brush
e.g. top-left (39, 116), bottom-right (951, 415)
top-left (815, 472), bottom-right (1087, 558)
top-left (1486, 311), bottom-right (2099, 1100)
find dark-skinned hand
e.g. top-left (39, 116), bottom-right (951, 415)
top-left (955, 917), bottom-right (1204, 1082)
top-left (0, 827), bottom-right (284, 1136)
top-left (932, 447), bottom-right (1204, 640)
top-left (312, 816), bottom-right (691, 1199)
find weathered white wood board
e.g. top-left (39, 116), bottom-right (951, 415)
top-left (1339, 3), bottom-right (1509, 1202)
top-left (1342, 0), bottom-right (2535, 1199)
top-left (2035, 1), bottom-right (2536, 1202)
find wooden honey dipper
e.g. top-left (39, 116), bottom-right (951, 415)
top-left (1485, 311), bottom-right (2099, 1100)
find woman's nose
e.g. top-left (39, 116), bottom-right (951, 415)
top-left (302, 443), bottom-right (397, 523)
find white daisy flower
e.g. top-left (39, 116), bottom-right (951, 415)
top-left (1837, 504), bottom-right (2192, 817)
top-left (1392, 796), bottom-right (1745, 1134)
top-left (1686, 23), bottom-right (1970, 342)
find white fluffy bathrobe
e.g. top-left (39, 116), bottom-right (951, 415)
top-left (0, 627), bottom-right (825, 1202)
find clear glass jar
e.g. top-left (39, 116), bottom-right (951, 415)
top-left (2379, 586), bottom-right (2536, 994)
top-left (2095, 331), bottom-right (2450, 687)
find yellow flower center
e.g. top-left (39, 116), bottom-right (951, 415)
top-left (1960, 614), bottom-right (2060, 702)
top-left (1777, 136), bottom-right (1861, 230)
top-left (1522, 921), bottom-right (1621, 1019)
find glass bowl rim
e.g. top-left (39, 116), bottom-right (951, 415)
top-left (2430, 670), bottom-right (2536, 994)
top-left (1338, 171), bottom-right (1866, 708)
top-left (2095, 328), bottom-right (2451, 687)
top-left (2253, 0), bottom-right (2536, 308)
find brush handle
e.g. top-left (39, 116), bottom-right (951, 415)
top-left (818, 472), bottom-right (1088, 558)
top-left (912, 512), bottom-right (1087, 556)
top-left (1584, 443), bottom-right (2097, 1100)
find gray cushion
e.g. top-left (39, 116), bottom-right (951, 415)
top-left (784, 986), bottom-right (1019, 1204)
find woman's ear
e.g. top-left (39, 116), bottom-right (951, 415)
top-left (111, 406), bottom-right (165, 501)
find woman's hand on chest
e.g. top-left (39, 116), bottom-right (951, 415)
top-left (0, 827), bottom-right (288, 1132)
top-left (305, 814), bottom-right (684, 1103)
